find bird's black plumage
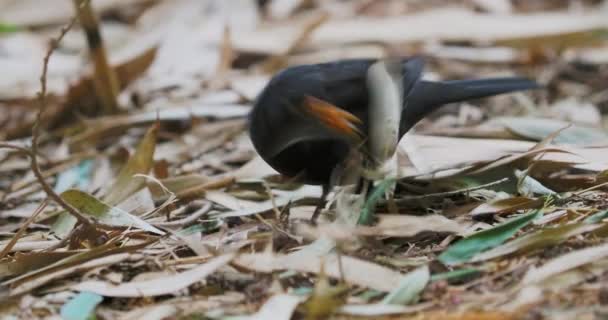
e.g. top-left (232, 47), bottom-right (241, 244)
top-left (249, 57), bottom-right (538, 185)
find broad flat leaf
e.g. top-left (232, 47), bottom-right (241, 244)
top-left (471, 223), bottom-right (601, 262)
top-left (60, 189), bottom-right (164, 235)
top-left (73, 254), bottom-right (234, 297)
top-left (103, 124), bottom-right (157, 205)
top-left (382, 265), bottom-right (429, 305)
top-left (52, 125), bottom-right (157, 237)
top-left (439, 210), bottom-right (541, 266)
top-left (60, 291), bottom-right (103, 320)
top-left (497, 117), bottom-right (608, 145)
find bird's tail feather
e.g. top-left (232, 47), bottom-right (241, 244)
top-left (400, 77), bottom-right (538, 135)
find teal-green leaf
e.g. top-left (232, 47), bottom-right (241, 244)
top-left (382, 265), bottom-right (429, 305)
top-left (60, 291), bottom-right (103, 320)
top-left (358, 179), bottom-right (394, 226)
top-left (438, 210), bottom-right (542, 266)
top-left (585, 210), bottom-right (608, 224)
top-left (60, 189), bottom-right (164, 235)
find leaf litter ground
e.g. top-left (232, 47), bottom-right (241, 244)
top-left (2, 0), bottom-right (608, 319)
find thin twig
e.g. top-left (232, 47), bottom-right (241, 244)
top-left (31, 0), bottom-right (94, 227)
top-left (153, 202), bottom-right (213, 227)
top-left (0, 200), bottom-right (48, 259)
top-left (392, 177), bottom-right (510, 205)
top-left (0, 143), bottom-right (33, 155)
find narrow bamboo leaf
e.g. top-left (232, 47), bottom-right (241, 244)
top-left (584, 210), bottom-right (608, 224)
top-left (381, 265), bottom-right (429, 305)
top-left (430, 268), bottom-right (481, 283)
top-left (60, 189), bottom-right (164, 235)
top-left (359, 179), bottom-right (394, 226)
top-left (52, 160), bottom-right (95, 237)
top-left (438, 210), bottom-right (541, 266)
top-left (103, 124), bottom-right (157, 205)
top-left (471, 222), bottom-right (600, 262)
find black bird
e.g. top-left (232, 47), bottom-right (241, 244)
top-left (248, 57), bottom-right (538, 220)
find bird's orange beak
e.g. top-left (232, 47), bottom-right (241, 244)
top-left (301, 95), bottom-right (363, 140)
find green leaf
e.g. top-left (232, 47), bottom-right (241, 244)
top-left (438, 210), bottom-right (542, 266)
top-left (382, 265), bottom-right (429, 305)
top-left (51, 126), bottom-right (156, 237)
top-left (430, 268), bottom-right (481, 283)
top-left (60, 291), bottom-right (103, 320)
top-left (52, 160), bottom-right (95, 237)
top-left (358, 179), bottom-right (394, 226)
top-left (471, 222), bottom-right (600, 262)
top-left (60, 189), bottom-right (164, 235)
top-left (497, 117), bottom-right (608, 145)
top-left (0, 23), bottom-right (19, 33)
top-left (585, 210), bottom-right (608, 224)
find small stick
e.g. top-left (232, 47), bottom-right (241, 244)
top-left (153, 202), bottom-right (213, 228)
top-left (32, 0), bottom-right (94, 227)
top-left (392, 177), bottom-right (510, 205)
top-left (72, 0), bottom-right (120, 115)
top-left (310, 183), bottom-right (330, 224)
top-left (0, 200), bottom-right (48, 259)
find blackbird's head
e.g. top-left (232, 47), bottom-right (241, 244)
top-left (248, 66), bottom-right (365, 185)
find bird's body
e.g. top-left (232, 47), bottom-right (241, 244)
top-left (249, 57), bottom-right (537, 186)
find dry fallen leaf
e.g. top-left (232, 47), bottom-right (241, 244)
top-left (73, 254), bottom-right (234, 297)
